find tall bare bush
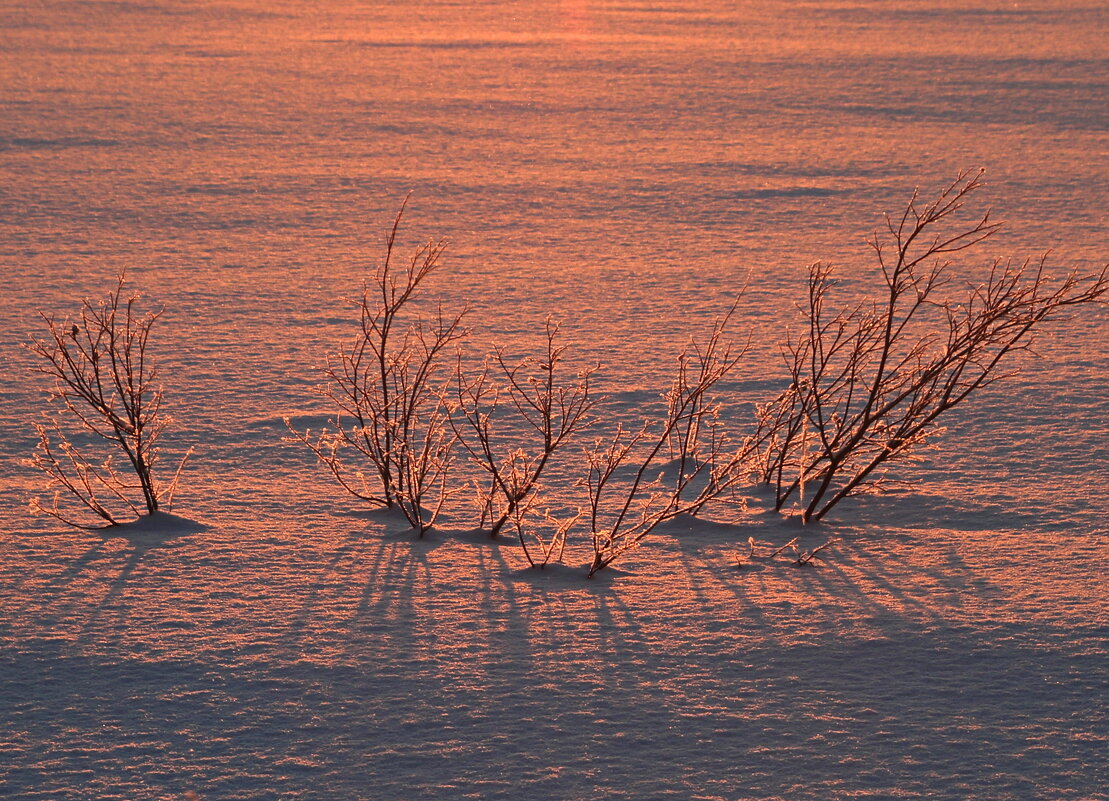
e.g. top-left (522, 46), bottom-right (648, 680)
top-left (756, 169), bottom-right (1109, 522)
top-left (287, 200), bottom-right (467, 535)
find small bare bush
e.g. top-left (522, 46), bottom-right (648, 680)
top-left (27, 275), bottom-right (189, 529)
top-left (287, 200), bottom-right (467, 535)
top-left (663, 300), bottom-right (755, 517)
top-left (506, 494), bottom-right (581, 570)
top-left (583, 303), bottom-right (754, 577)
top-left (449, 317), bottom-right (596, 543)
top-left (756, 169), bottom-right (1109, 522)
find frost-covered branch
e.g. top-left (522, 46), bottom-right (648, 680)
top-left (27, 274), bottom-right (189, 528)
top-left (758, 170), bottom-right (1109, 522)
top-left (286, 199), bottom-right (468, 535)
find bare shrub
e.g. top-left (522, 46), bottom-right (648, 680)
top-left (506, 495), bottom-right (581, 570)
top-left (27, 275), bottom-right (190, 529)
top-left (449, 317), bottom-right (596, 543)
top-left (756, 169), bottom-right (1109, 522)
top-left (663, 300), bottom-right (755, 517)
top-left (735, 536), bottom-right (838, 567)
top-left (583, 303), bottom-right (754, 577)
top-left (286, 200), bottom-right (467, 535)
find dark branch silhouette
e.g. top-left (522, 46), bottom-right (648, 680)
top-left (755, 169), bottom-right (1109, 522)
top-left (27, 275), bottom-right (190, 529)
top-left (287, 199), bottom-right (468, 535)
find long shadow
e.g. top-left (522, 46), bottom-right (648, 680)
top-left (271, 527), bottom-right (370, 656)
top-left (14, 515), bottom-right (205, 635)
top-left (9, 539), bottom-right (110, 618)
top-left (670, 538), bottom-right (775, 634)
top-left (75, 546), bottom-right (148, 641)
top-left (656, 508), bottom-right (987, 633)
top-left (290, 500), bottom-right (441, 591)
top-left (659, 511), bottom-right (880, 639)
top-left (76, 515), bottom-right (208, 641)
top-left (803, 548), bottom-right (952, 627)
top-left (750, 507), bottom-right (1008, 627)
top-left (827, 488), bottom-right (1054, 533)
top-left (265, 507), bottom-right (460, 665)
top-left (918, 543), bottom-right (999, 610)
top-left (487, 552), bottom-right (693, 736)
top-left (348, 531), bottom-right (447, 664)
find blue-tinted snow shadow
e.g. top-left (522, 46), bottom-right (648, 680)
top-left (700, 478), bottom-right (1056, 536)
top-left (9, 513), bottom-right (209, 636)
top-left (5, 620), bottom-right (1102, 801)
top-left (329, 504), bottom-right (457, 546)
top-left (504, 561), bottom-right (627, 588)
top-left (656, 500), bottom-right (1012, 629)
top-left (104, 510), bottom-right (210, 539)
top-left (11, 509), bottom-right (207, 552)
top-left (820, 488), bottom-right (1056, 533)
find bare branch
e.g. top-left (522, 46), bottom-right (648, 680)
top-left (449, 317), bottom-right (597, 541)
top-left (759, 171), bottom-right (1108, 522)
top-left (26, 275), bottom-right (189, 528)
top-left (583, 299), bottom-right (756, 577)
top-left (286, 200), bottom-right (468, 535)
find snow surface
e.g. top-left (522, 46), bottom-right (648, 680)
top-left (1, 1), bottom-right (1107, 799)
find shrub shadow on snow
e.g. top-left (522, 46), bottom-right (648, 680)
top-left (332, 506), bottom-right (451, 543)
top-left (505, 561), bottom-right (628, 587)
top-left (16, 510), bottom-right (209, 542)
top-left (108, 511), bottom-right (209, 538)
top-left (438, 526), bottom-right (522, 548)
top-left (818, 489), bottom-right (1056, 533)
top-left (649, 503), bottom-right (1017, 631)
top-left (654, 506), bottom-right (813, 544)
top-left (340, 506), bottom-right (404, 522)
top-left (8, 513), bottom-right (211, 638)
top-left (694, 478), bottom-right (1056, 538)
